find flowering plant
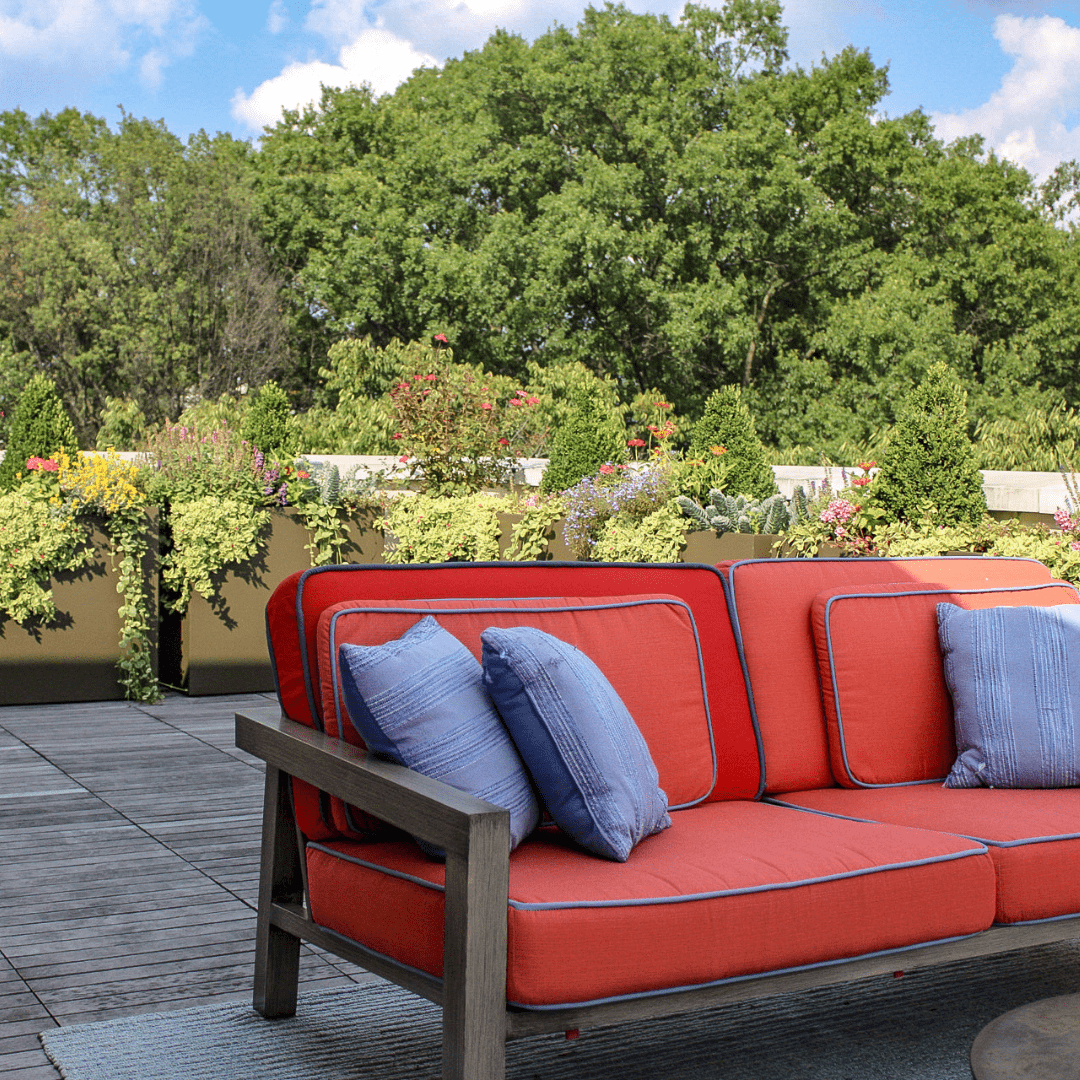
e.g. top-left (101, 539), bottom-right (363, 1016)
top-left (389, 342), bottom-right (539, 493)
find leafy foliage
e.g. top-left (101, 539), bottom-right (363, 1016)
top-left (690, 386), bottom-right (777, 498)
top-left (0, 374), bottom-right (78, 490)
top-left (95, 397), bottom-right (147, 451)
top-left (380, 493), bottom-right (502, 563)
top-left (871, 362), bottom-right (987, 526)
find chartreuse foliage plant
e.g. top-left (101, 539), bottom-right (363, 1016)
top-left (503, 495), bottom-right (566, 561)
top-left (161, 497), bottom-right (270, 611)
top-left (380, 493), bottom-right (502, 563)
top-left (870, 362), bottom-right (987, 527)
top-left (690, 387), bottom-right (777, 500)
top-left (0, 374), bottom-right (78, 490)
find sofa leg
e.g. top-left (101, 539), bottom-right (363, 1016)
top-left (441, 815), bottom-right (510, 1080)
top-left (253, 765), bottom-right (304, 1018)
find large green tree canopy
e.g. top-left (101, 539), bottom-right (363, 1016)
top-left (1, 1), bottom-right (1078, 457)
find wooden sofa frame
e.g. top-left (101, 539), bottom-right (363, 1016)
top-left (238, 705), bottom-right (1080, 1080)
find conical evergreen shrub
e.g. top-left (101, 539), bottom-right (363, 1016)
top-left (690, 385), bottom-right (777, 499)
top-left (0, 374), bottom-right (78, 489)
top-left (871, 362), bottom-right (986, 526)
top-left (241, 381), bottom-right (292, 459)
top-left (541, 393), bottom-right (626, 494)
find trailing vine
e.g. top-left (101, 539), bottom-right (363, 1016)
top-left (504, 498), bottom-right (564, 561)
top-left (106, 506), bottom-right (159, 702)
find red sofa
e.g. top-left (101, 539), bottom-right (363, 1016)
top-left (237, 556), bottom-right (1080, 1079)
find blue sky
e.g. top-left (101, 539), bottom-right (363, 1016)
top-left (1, 0), bottom-right (1079, 178)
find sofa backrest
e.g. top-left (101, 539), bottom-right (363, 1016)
top-left (812, 579), bottom-right (1080, 788)
top-left (265, 562), bottom-right (760, 841)
top-left (720, 557), bottom-right (1059, 794)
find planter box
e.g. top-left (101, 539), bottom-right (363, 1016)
top-left (0, 513), bottom-right (158, 705)
top-left (173, 508), bottom-right (384, 696)
top-left (680, 531), bottom-right (780, 563)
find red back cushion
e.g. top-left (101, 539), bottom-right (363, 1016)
top-left (317, 596), bottom-right (716, 809)
top-left (264, 562), bottom-right (760, 839)
top-left (720, 557), bottom-right (1055, 794)
top-left (812, 581), bottom-right (1080, 788)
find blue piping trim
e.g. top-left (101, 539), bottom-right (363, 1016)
top-left (326, 597), bottom-right (718, 810)
top-left (822, 582), bottom-right (1079, 788)
top-left (764, 795), bottom-right (1080, 849)
top-left (998, 910), bottom-right (1080, 927)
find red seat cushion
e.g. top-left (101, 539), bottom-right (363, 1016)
top-left (315, 595), bottom-right (717, 839)
top-left (812, 581), bottom-right (1080, 788)
top-left (305, 800), bottom-right (995, 1007)
top-left (721, 557), bottom-right (1055, 794)
top-left (771, 786), bottom-right (1080, 923)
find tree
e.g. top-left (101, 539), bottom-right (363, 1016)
top-left (0, 111), bottom-right (293, 443)
top-left (0, 374), bottom-right (77, 488)
top-left (871, 362), bottom-right (986, 526)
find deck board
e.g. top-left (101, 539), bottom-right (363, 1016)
top-left (0, 691), bottom-right (381, 1078)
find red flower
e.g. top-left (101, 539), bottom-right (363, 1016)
top-left (481, 402), bottom-right (493, 411)
top-left (297, 470), bottom-right (310, 479)
top-left (851, 476), bottom-right (870, 487)
top-left (393, 432), bottom-right (403, 440)
top-left (599, 464), bottom-right (615, 475)
top-left (398, 455), bottom-right (409, 463)
top-left (654, 401), bottom-right (671, 409)
top-left (498, 438), bottom-right (510, 446)
top-left (627, 438), bottom-right (646, 447)
top-left (434, 333), bottom-right (448, 344)
top-left (857, 461), bottom-right (877, 472)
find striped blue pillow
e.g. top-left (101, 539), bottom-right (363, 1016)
top-left (338, 616), bottom-right (540, 854)
top-left (938, 602), bottom-right (1080, 788)
top-left (481, 625), bottom-right (671, 861)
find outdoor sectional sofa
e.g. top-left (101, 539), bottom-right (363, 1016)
top-left (237, 556), bottom-right (1080, 1079)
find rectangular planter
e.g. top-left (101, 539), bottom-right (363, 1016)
top-left (0, 513), bottom-right (159, 705)
top-left (174, 508), bottom-right (384, 696)
top-left (680, 531), bottom-right (780, 563)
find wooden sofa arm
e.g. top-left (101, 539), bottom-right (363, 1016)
top-left (235, 707), bottom-right (511, 1080)
top-left (235, 706), bottom-right (510, 858)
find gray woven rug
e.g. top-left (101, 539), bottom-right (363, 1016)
top-left (40, 940), bottom-right (1080, 1080)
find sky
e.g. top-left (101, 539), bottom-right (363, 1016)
top-left (1, 0), bottom-right (1079, 180)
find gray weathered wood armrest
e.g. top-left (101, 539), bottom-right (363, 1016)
top-left (235, 707), bottom-right (510, 858)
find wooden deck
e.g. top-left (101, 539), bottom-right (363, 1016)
top-left (0, 692), bottom-right (379, 1079)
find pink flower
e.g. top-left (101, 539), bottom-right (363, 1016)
top-left (599, 464), bottom-right (615, 475)
top-left (434, 333), bottom-right (448, 344)
top-left (481, 402), bottom-right (493, 411)
top-left (399, 455), bottom-right (409, 463)
top-left (392, 432), bottom-right (403, 440)
top-left (509, 398), bottom-right (522, 406)
top-left (820, 498), bottom-right (858, 526)
top-left (627, 438), bottom-right (646, 448)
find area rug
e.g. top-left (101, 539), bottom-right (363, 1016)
top-left (41, 940), bottom-right (1080, 1080)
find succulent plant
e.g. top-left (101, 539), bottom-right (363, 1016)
top-left (676, 491), bottom-right (793, 535)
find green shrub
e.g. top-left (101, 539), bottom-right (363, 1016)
top-left (242, 380), bottom-right (293, 459)
top-left (974, 403), bottom-right (1080, 472)
top-left (96, 397), bottom-right (147, 451)
top-left (540, 394), bottom-right (626, 494)
top-left (0, 374), bottom-right (79, 490)
top-left (592, 501), bottom-right (687, 563)
top-left (690, 386), bottom-right (777, 499)
top-left (871, 362), bottom-right (987, 526)
top-left (176, 392), bottom-right (247, 433)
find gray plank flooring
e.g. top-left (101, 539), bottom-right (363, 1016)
top-left (0, 692), bottom-right (381, 1078)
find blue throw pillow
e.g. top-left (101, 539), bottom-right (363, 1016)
top-left (337, 616), bottom-right (540, 853)
top-left (480, 625), bottom-right (671, 862)
top-left (937, 602), bottom-right (1080, 788)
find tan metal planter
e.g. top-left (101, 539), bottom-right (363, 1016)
top-left (0, 513), bottom-right (158, 705)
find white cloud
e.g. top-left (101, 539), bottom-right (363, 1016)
top-left (267, 0), bottom-right (287, 35)
top-left (231, 26), bottom-right (440, 130)
top-left (0, 0), bottom-right (202, 81)
top-left (931, 14), bottom-right (1080, 179)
